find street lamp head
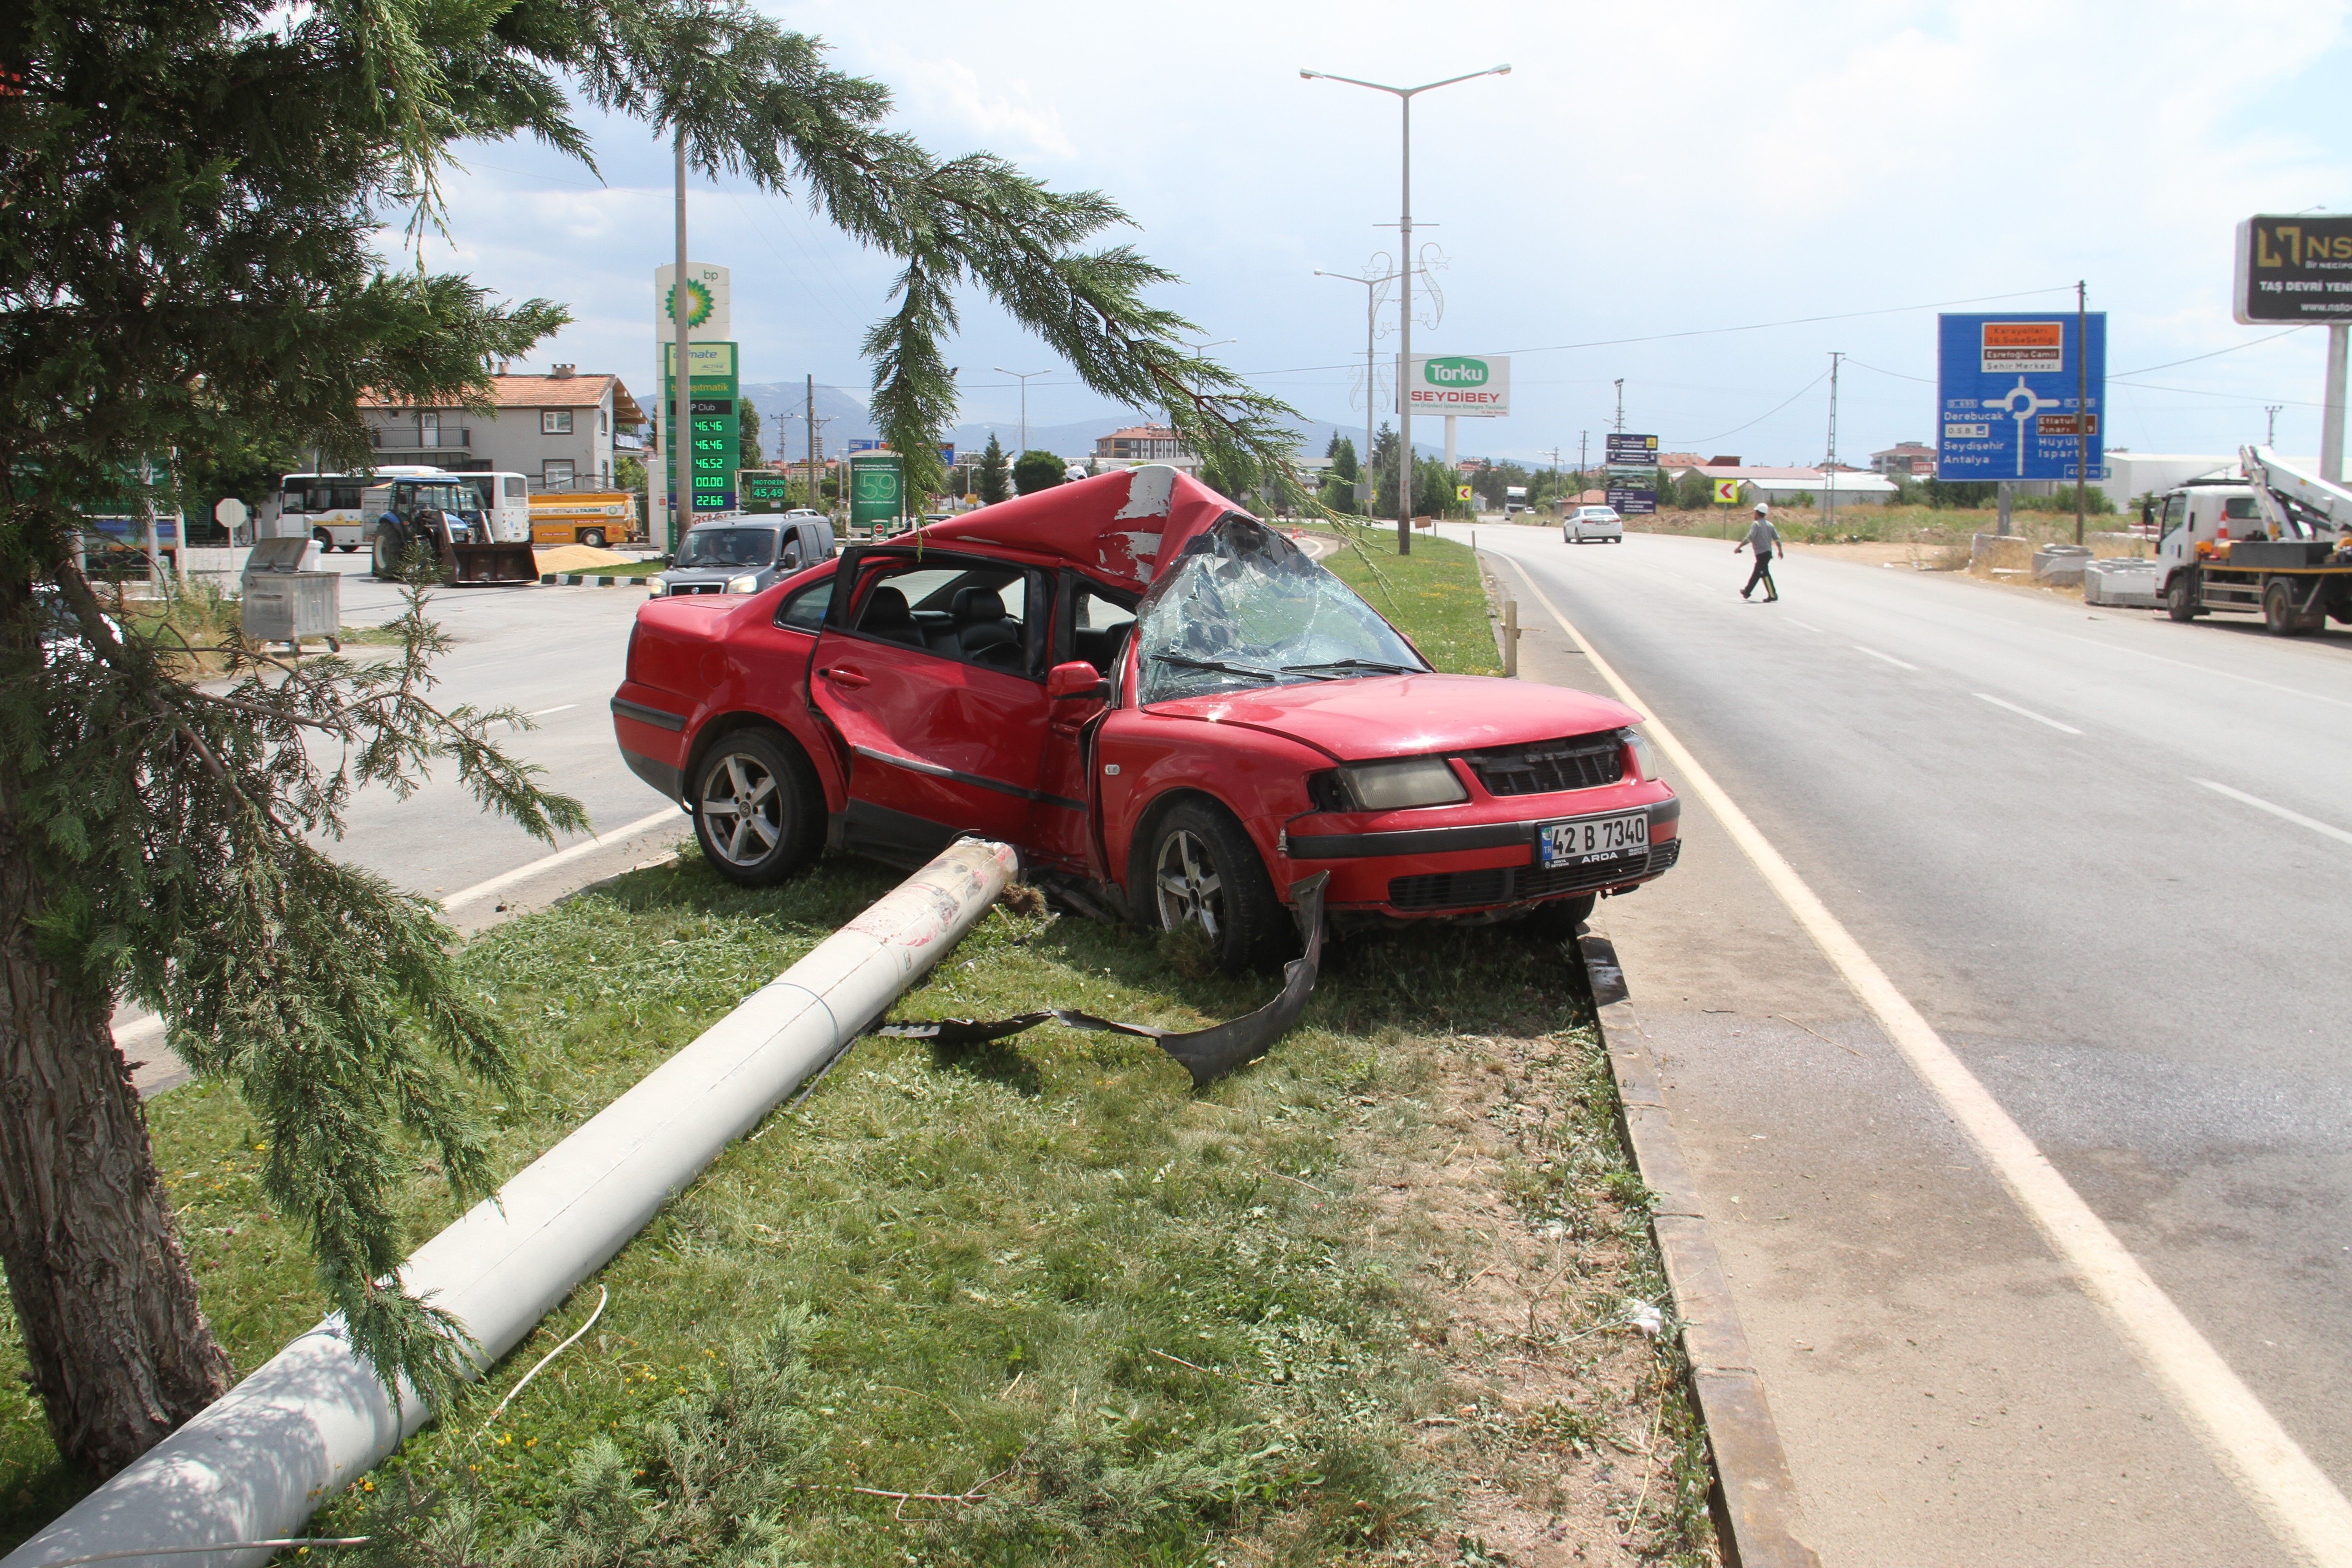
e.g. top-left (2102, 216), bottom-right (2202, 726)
top-left (1493, 64), bottom-right (1511, 75)
top-left (1299, 69), bottom-right (1318, 79)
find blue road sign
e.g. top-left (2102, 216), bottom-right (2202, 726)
top-left (1936, 313), bottom-right (2106, 482)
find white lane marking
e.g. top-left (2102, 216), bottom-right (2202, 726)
top-left (520, 704), bottom-right (579, 719)
top-left (1852, 644), bottom-right (1919, 671)
top-left (2053, 631), bottom-right (2352, 713)
top-left (1784, 619), bottom-right (1825, 634)
top-left (441, 807), bottom-right (689, 912)
top-left (2193, 779), bottom-right (2352, 849)
top-left (1975, 693), bottom-right (2082, 734)
top-left (1496, 555), bottom-right (2352, 1564)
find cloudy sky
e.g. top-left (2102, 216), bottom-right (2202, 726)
top-left (412, 0), bottom-right (2352, 467)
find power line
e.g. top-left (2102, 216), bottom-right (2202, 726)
top-left (1669, 369), bottom-right (1830, 446)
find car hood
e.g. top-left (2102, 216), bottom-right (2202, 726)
top-left (1143, 673), bottom-right (1640, 761)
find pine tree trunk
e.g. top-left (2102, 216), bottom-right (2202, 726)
top-left (0, 831), bottom-right (233, 1477)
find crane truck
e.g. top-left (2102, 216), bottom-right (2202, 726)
top-left (2154, 445), bottom-right (2352, 636)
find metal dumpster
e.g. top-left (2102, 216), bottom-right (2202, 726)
top-left (240, 537), bottom-right (342, 652)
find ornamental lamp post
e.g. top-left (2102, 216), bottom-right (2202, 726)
top-left (1300, 64), bottom-right (1510, 555)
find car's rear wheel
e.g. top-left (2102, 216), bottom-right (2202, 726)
top-left (692, 729), bottom-right (823, 886)
top-left (581, 528), bottom-right (607, 549)
top-left (2262, 576), bottom-right (2321, 637)
top-left (1147, 799), bottom-right (1284, 972)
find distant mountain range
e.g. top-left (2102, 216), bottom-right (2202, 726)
top-left (735, 381), bottom-right (1451, 465)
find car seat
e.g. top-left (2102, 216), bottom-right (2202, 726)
top-left (951, 586), bottom-right (1022, 670)
top-left (857, 585), bottom-right (925, 647)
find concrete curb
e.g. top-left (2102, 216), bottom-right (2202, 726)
top-left (1578, 931), bottom-right (1821, 1568)
top-left (542, 573), bottom-right (646, 587)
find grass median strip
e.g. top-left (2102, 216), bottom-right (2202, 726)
top-left (0, 529), bottom-right (1715, 1565)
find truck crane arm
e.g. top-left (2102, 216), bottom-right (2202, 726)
top-left (2241, 445), bottom-right (2352, 540)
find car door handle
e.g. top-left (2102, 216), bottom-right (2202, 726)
top-left (821, 666), bottom-right (870, 688)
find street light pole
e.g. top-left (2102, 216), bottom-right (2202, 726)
top-left (995, 367), bottom-right (1050, 456)
top-left (1302, 64), bottom-right (1510, 555)
top-left (1316, 264), bottom-right (1400, 510)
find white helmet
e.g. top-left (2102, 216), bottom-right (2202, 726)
top-left (1753, 502), bottom-right (1769, 515)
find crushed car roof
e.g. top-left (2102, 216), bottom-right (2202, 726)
top-left (911, 465), bottom-right (1235, 594)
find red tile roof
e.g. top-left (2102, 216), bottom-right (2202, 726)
top-left (364, 373), bottom-right (641, 423)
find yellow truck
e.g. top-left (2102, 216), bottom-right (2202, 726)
top-left (529, 491), bottom-right (640, 548)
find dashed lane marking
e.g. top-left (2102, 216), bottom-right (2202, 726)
top-left (1852, 644), bottom-right (1919, 671)
top-left (1975, 693), bottom-right (2082, 734)
top-left (2193, 779), bottom-right (2352, 850)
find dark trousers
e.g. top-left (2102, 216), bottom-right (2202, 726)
top-left (1742, 554), bottom-right (1778, 599)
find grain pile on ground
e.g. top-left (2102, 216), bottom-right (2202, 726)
top-left (533, 544), bottom-right (632, 574)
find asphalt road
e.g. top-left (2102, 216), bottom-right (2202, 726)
top-left (1441, 521), bottom-right (2352, 1564)
top-left (312, 553), bottom-right (680, 899)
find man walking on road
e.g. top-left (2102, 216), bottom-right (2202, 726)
top-left (1735, 502), bottom-right (1781, 601)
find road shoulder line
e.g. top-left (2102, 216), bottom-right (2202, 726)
top-left (1491, 549), bottom-right (2352, 1566)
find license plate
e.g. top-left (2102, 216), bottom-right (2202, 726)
top-left (1536, 811), bottom-right (1649, 867)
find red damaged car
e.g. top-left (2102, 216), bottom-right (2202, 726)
top-left (610, 466), bottom-right (1680, 970)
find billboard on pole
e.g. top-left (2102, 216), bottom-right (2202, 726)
top-left (2234, 215), bottom-right (2352, 323)
top-left (849, 452), bottom-right (903, 529)
top-left (1936, 314), bottom-right (2107, 482)
top-left (1401, 354), bottom-right (1510, 416)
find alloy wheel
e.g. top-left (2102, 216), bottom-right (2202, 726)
top-left (1154, 828), bottom-right (1224, 937)
top-left (699, 751), bottom-right (782, 866)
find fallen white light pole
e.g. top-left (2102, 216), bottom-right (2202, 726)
top-left (8, 837), bottom-right (1019, 1568)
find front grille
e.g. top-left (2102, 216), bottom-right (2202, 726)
top-left (671, 583), bottom-right (725, 595)
top-left (1387, 835), bottom-right (1681, 912)
top-left (1462, 732), bottom-right (1625, 798)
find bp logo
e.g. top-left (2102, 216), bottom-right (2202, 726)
top-left (662, 278), bottom-right (715, 330)
top-left (1422, 356), bottom-right (1490, 386)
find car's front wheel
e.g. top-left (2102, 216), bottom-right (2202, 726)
top-left (692, 729), bottom-right (823, 886)
top-left (2166, 570), bottom-right (2199, 622)
top-left (1146, 799), bottom-right (1284, 972)
top-left (581, 528), bottom-right (607, 549)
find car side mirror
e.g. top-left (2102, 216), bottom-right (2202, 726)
top-left (1047, 660), bottom-right (1108, 701)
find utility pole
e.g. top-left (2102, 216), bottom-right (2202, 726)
top-left (2074, 280), bottom-right (2088, 545)
top-left (1825, 351), bottom-right (1843, 536)
top-left (2265, 405), bottom-right (2283, 447)
top-left (671, 128), bottom-right (691, 554)
top-left (1612, 381), bottom-right (1625, 434)
top-left (1578, 431), bottom-right (1588, 498)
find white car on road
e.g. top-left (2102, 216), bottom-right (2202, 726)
top-left (1564, 505), bottom-right (1624, 544)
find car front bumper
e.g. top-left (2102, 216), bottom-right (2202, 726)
top-left (1269, 789), bottom-right (1679, 916)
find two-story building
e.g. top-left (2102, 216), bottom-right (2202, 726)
top-left (1093, 423), bottom-right (1191, 465)
top-left (1870, 441), bottom-right (1937, 478)
top-left (362, 367), bottom-right (644, 491)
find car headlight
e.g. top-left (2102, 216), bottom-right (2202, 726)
top-left (1622, 725), bottom-right (1659, 780)
top-left (1335, 756), bottom-right (1469, 811)
top-left (647, 575), bottom-right (666, 595)
top-left (726, 573), bottom-right (759, 594)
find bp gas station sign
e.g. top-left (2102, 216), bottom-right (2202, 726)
top-left (662, 340), bottom-right (741, 519)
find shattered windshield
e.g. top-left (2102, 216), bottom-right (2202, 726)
top-left (1135, 517), bottom-right (1428, 702)
top-left (676, 527), bottom-right (779, 568)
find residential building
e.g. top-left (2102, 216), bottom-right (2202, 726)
top-left (1656, 452), bottom-right (1709, 477)
top-left (362, 367), bottom-right (644, 491)
top-left (1094, 424), bottom-right (1189, 464)
top-left (1870, 441), bottom-right (1937, 477)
